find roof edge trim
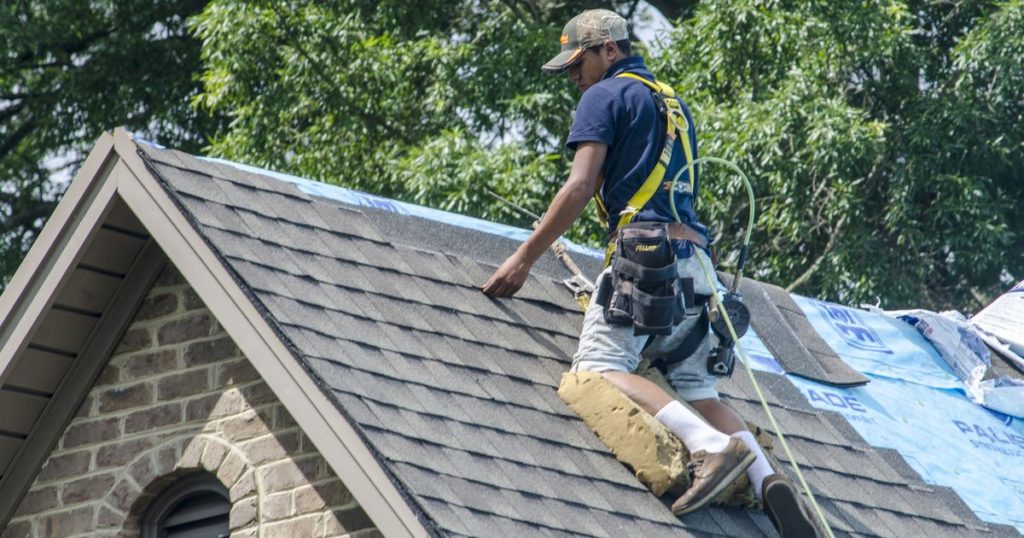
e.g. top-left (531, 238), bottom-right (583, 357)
top-left (0, 241), bottom-right (165, 529)
top-left (116, 129), bottom-right (432, 538)
top-left (0, 132), bottom-right (119, 385)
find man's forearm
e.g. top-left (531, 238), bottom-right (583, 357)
top-left (515, 177), bottom-right (595, 264)
top-left (481, 142), bottom-right (605, 297)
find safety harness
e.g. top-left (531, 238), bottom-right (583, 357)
top-left (592, 72), bottom-right (746, 375)
top-left (595, 72), bottom-right (697, 266)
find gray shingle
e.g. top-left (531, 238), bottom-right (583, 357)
top-left (153, 163), bottom-right (230, 204)
top-left (896, 485), bottom-right (965, 526)
top-left (833, 502), bottom-right (901, 536)
top-left (142, 141), bottom-right (1010, 538)
top-left (706, 506), bottom-right (772, 538)
top-left (310, 203), bottom-right (384, 242)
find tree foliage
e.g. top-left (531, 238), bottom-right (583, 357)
top-left (191, 0), bottom-right (611, 239)
top-left (3, 0), bottom-right (1022, 310)
top-left (651, 0), bottom-right (1023, 309)
top-left (0, 0), bottom-right (223, 288)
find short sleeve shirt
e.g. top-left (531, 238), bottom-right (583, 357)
top-left (566, 56), bottom-right (706, 241)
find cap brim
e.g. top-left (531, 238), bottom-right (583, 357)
top-left (541, 48), bottom-right (583, 74)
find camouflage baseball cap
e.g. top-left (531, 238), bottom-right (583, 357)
top-left (542, 9), bottom-right (629, 74)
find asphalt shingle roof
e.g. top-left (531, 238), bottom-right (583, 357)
top-left (135, 142), bottom-right (1018, 537)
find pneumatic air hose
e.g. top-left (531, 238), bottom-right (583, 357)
top-left (670, 157), bottom-right (834, 538)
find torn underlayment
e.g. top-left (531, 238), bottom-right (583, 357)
top-left (558, 368), bottom-right (773, 508)
top-left (884, 308), bottom-right (1024, 418)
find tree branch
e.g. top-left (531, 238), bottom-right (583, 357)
top-left (12, 27), bottom-right (113, 67)
top-left (785, 214), bottom-right (847, 293)
top-left (0, 117), bottom-right (37, 160)
top-left (0, 100), bottom-right (27, 123)
top-left (644, 0), bottom-right (700, 22)
top-left (269, 4), bottom-right (414, 145)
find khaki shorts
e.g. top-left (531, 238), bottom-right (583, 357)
top-left (571, 246), bottom-right (721, 402)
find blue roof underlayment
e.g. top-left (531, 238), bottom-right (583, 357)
top-left (200, 148), bottom-right (1023, 534)
top-left (741, 298), bottom-right (1024, 534)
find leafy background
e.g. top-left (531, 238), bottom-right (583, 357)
top-left (2, 0), bottom-right (1021, 311)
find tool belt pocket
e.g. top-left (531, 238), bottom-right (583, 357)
top-left (597, 222), bottom-right (688, 335)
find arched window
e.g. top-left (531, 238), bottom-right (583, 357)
top-left (141, 472), bottom-right (231, 538)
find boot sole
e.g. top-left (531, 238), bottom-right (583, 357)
top-left (764, 477), bottom-right (819, 537)
top-left (672, 450), bottom-right (756, 515)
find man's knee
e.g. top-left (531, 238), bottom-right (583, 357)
top-left (600, 371), bottom-right (674, 415)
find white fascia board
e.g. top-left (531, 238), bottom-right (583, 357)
top-left (0, 133), bottom-right (120, 386)
top-left (111, 129), bottom-right (430, 538)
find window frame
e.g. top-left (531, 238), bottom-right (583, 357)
top-left (140, 472), bottom-right (231, 538)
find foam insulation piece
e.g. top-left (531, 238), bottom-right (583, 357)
top-left (559, 367), bottom-right (773, 508)
top-left (638, 362), bottom-right (771, 509)
top-left (558, 371), bottom-right (689, 496)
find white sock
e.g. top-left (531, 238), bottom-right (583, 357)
top-left (654, 400), bottom-right (731, 453)
top-left (735, 430), bottom-right (775, 499)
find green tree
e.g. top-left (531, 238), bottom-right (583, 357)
top-left (191, 0), bottom-right (626, 245)
top-left (8, 0), bottom-right (1019, 311)
top-left (0, 0), bottom-right (224, 288)
top-left (651, 0), bottom-right (1022, 309)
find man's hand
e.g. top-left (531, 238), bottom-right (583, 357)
top-left (480, 142), bottom-right (607, 299)
top-left (481, 251), bottom-right (531, 297)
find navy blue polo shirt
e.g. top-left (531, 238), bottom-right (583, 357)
top-left (566, 56), bottom-right (707, 244)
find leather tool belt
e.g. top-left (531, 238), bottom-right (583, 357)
top-left (593, 222), bottom-right (694, 336)
top-left (607, 221), bottom-right (708, 250)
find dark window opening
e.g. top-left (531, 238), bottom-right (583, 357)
top-left (141, 472), bottom-right (231, 538)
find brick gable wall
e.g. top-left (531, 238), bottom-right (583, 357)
top-left (3, 265), bottom-right (380, 538)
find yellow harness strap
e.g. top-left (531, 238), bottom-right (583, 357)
top-left (597, 73), bottom-right (697, 265)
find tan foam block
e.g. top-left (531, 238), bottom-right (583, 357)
top-left (635, 362), bottom-right (772, 508)
top-left (557, 372), bottom-right (689, 496)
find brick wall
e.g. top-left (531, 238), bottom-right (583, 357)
top-left (3, 265), bottom-right (380, 538)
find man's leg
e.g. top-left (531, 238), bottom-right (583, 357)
top-left (592, 369), bottom-right (754, 514)
top-left (602, 371), bottom-right (731, 454)
top-left (658, 349), bottom-right (777, 499)
top-left (572, 268), bottom-right (753, 515)
top-left (656, 332), bottom-right (819, 536)
top-left (664, 364), bottom-right (820, 536)
top-left (657, 335), bottom-right (775, 497)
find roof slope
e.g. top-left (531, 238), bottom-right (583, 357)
top-left (134, 140), bottom-right (1018, 537)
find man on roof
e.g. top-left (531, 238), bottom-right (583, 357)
top-left (483, 9), bottom-right (818, 536)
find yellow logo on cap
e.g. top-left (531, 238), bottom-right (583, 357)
top-left (560, 34), bottom-right (569, 45)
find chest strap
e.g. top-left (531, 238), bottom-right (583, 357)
top-left (597, 73), bottom-right (697, 266)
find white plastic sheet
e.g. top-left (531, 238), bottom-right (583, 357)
top-left (972, 280), bottom-right (1024, 356)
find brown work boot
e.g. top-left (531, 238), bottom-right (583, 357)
top-left (671, 436), bottom-right (756, 515)
top-left (762, 473), bottom-right (823, 537)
